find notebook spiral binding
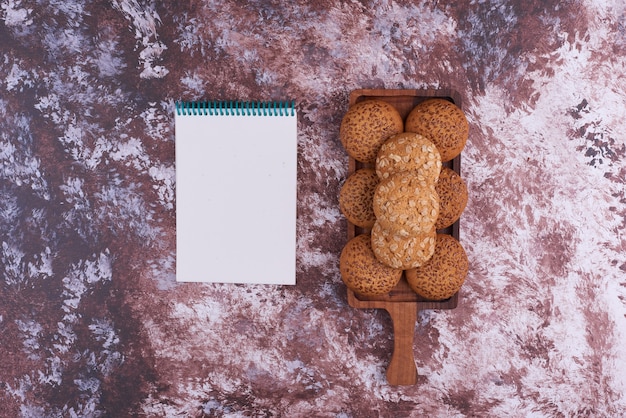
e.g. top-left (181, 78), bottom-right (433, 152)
top-left (176, 100), bottom-right (296, 117)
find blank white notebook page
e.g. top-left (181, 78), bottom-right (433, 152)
top-left (175, 102), bottom-right (297, 284)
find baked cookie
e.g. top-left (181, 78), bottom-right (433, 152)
top-left (372, 172), bottom-right (439, 235)
top-left (339, 233), bottom-right (403, 296)
top-left (340, 99), bottom-right (404, 164)
top-left (376, 132), bottom-right (442, 182)
top-left (339, 168), bottom-right (379, 229)
top-left (370, 221), bottom-right (436, 270)
top-left (435, 167), bottom-right (468, 229)
top-left (405, 234), bottom-right (468, 300)
top-left (404, 98), bottom-right (469, 162)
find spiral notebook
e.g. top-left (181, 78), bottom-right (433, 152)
top-left (175, 101), bottom-right (297, 284)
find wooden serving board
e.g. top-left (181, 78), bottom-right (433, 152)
top-left (345, 88), bottom-right (463, 386)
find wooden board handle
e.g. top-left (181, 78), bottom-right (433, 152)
top-left (385, 303), bottom-right (418, 385)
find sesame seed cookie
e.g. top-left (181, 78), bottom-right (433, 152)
top-left (435, 167), bottom-right (468, 229)
top-left (405, 98), bottom-right (469, 162)
top-left (339, 233), bottom-right (403, 296)
top-left (339, 168), bottom-right (379, 229)
top-left (405, 234), bottom-right (468, 300)
top-left (339, 99), bottom-right (404, 164)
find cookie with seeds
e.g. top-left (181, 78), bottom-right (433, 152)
top-left (370, 221), bottom-right (436, 270)
top-left (339, 168), bottom-right (378, 229)
top-left (372, 172), bottom-right (439, 236)
top-left (405, 98), bottom-right (469, 162)
top-left (405, 234), bottom-right (468, 300)
top-left (340, 233), bottom-right (403, 296)
top-left (340, 99), bottom-right (404, 164)
top-left (435, 167), bottom-right (468, 229)
top-left (375, 132), bottom-right (442, 181)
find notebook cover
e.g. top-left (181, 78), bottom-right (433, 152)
top-left (175, 101), bottom-right (297, 285)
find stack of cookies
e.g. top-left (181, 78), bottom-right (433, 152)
top-left (338, 97), bottom-right (470, 301)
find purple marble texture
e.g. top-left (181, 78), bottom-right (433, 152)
top-left (1, 0), bottom-right (626, 416)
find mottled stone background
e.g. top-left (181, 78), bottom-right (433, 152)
top-left (1, 0), bottom-right (626, 416)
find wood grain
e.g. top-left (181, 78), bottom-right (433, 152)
top-left (386, 302), bottom-right (419, 385)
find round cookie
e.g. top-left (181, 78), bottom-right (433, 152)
top-left (340, 233), bottom-right (403, 296)
top-left (372, 172), bottom-right (439, 235)
top-left (370, 221), bottom-right (436, 270)
top-left (376, 132), bottom-right (442, 182)
top-left (435, 167), bottom-right (468, 229)
top-left (405, 98), bottom-right (469, 162)
top-left (340, 99), bottom-right (404, 164)
top-left (405, 234), bottom-right (468, 300)
top-left (339, 168), bottom-right (379, 229)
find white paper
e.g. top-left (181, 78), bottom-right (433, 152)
top-left (175, 106), bottom-right (297, 284)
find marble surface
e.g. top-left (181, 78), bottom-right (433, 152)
top-left (1, 0), bottom-right (626, 416)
